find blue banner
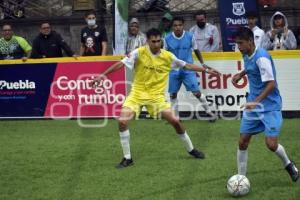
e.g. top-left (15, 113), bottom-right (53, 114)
top-left (0, 63), bottom-right (57, 117)
top-left (218, 0), bottom-right (259, 51)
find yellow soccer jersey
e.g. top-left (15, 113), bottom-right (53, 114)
top-left (121, 45), bottom-right (186, 97)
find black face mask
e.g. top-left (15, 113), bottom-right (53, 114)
top-left (197, 22), bottom-right (206, 29)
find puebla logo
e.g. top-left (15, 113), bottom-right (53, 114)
top-left (232, 2), bottom-right (245, 16)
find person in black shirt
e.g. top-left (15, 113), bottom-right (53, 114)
top-left (31, 22), bottom-right (77, 58)
top-left (80, 10), bottom-right (108, 56)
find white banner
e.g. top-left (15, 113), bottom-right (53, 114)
top-left (114, 0), bottom-right (129, 55)
top-left (173, 51), bottom-right (300, 111)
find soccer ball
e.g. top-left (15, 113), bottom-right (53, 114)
top-left (226, 174), bottom-right (250, 197)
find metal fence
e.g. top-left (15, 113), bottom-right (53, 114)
top-left (0, 0), bottom-right (217, 19)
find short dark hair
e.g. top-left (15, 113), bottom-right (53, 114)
top-left (85, 10), bottom-right (96, 18)
top-left (146, 28), bottom-right (161, 39)
top-left (246, 11), bottom-right (258, 18)
top-left (40, 22), bottom-right (51, 27)
top-left (235, 27), bottom-right (254, 41)
top-left (172, 16), bottom-right (184, 25)
top-left (195, 10), bottom-right (207, 18)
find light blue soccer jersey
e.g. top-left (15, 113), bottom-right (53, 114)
top-left (165, 31), bottom-right (200, 93)
top-left (164, 31), bottom-right (194, 64)
top-left (243, 47), bottom-right (282, 112)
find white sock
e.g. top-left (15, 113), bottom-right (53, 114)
top-left (119, 130), bottom-right (131, 159)
top-left (170, 98), bottom-right (179, 117)
top-left (275, 144), bottom-right (291, 167)
top-left (237, 149), bottom-right (248, 176)
top-left (179, 132), bottom-right (194, 152)
top-left (198, 93), bottom-right (212, 114)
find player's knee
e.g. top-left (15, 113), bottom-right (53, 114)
top-left (193, 92), bottom-right (202, 98)
top-left (169, 117), bottom-right (181, 127)
top-left (239, 138), bottom-right (249, 150)
top-left (118, 119), bottom-right (128, 131)
top-left (170, 117), bottom-right (180, 125)
top-left (265, 141), bottom-right (277, 152)
top-left (170, 93), bottom-right (177, 99)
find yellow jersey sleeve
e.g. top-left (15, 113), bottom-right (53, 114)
top-left (15, 36), bottom-right (32, 52)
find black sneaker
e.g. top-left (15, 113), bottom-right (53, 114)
top-left (189, 149), bottom-right (205, 159)
top-left (116, 157), bottom-right (134, 169)
top-left (285, 161), bottom-right (299, 182)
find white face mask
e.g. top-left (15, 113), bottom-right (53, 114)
top-left (87, 19), bottom-right (96, 26)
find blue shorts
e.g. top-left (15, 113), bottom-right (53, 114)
top-left (168, 69), bottom-right (200, 93)
top-left (240, 110), bottom-right (283, 137)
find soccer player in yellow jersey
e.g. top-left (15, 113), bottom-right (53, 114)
top-left (92, 28), bottom-right (220, 168)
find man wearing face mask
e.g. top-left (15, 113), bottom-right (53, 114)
top-left (31, 22), bottom-right (76, 58)
top-left (189, 10), bottom-right (220, 52)
top-left (80, 10), bottom-right (108, 56)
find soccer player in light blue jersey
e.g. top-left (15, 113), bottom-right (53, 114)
top-left (233, 27), bottom-right (299, 182)
top-left (164, 16), bottom-right (217, 121)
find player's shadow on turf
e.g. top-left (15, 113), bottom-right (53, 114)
top-left (130, 168), bottom-right (288, 200)
top-left (130, 175), bottom-right (229, 200)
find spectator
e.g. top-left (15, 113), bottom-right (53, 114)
top-left (235, 11), bottom-right (265, 51)
top-left (0, 24), bottom-right (31, 61)
top-left (261, 11), bottom-right (297, 50)
top-left (189, 10), bottom-right (220, 52)
top-left (31, 22), bottom-right (76, 58)
top-left (158, 12), bottom-right (173, 39)
top-left (246, 11), bottom-right (265, 48)
top-left (125, 18), bottom-right (146, 54)
top-left (80, 10), bottom-right (108, 56)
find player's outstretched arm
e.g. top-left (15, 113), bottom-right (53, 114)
top-left (194, 49), bottom-right (205, 65)
top-left (91, 61), bottom-right (124, 86)
top-left (232, 70), bottom-right (246, 84)
top-left (194, 49), bottom-right (215, 70)
top-left (184, 63), bottom-right (221, 76)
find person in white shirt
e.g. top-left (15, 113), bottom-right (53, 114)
top-left (246, 11), bottom-right (265, 48)
top-left (189, 10), bottom-right (220, 52)
top-left (235, 11), bottom-right (265, 51)
top-left (125, 18), bottom-right (146, 54)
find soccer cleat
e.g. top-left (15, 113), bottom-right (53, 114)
top-left (285, 161), bottom-right (299, 182)
top-left (189, 149), bottom-right (205, 159)
top-left (208, 113), bottom-right (218, 123)
top-left (116, 157), bottom-right (134, 169)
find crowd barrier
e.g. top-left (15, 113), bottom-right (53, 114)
top-left (0, 51), bottom-right (299, 119)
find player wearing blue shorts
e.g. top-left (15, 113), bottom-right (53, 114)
top-left (233, 27), bottom-right (298, 182)
top-left (164, 17), bottom-right (217, 121)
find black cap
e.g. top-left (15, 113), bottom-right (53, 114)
top-left (246, 11), bottom-right (258, 18)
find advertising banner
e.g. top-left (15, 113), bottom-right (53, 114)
top-left (0, 60), bottom-right (126, 118)
top-left (176, 51), bottom-right (300, 111)
top-left (0, 51), bottom-right (299, 119)
top-left (217, 0), bottom-right (259, 51)
top-left (176, 58), bottom-right (248, 112)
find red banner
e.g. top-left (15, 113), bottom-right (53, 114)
top-left (44, 61), bottom-right (126, 118)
